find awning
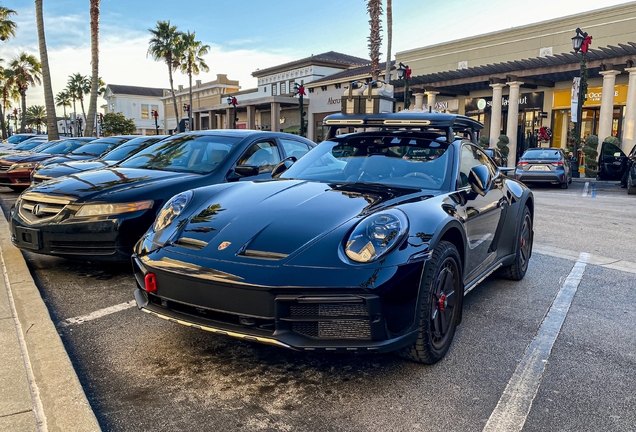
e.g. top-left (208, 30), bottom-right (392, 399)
top-left (282, 125), bottom-right (301, 134)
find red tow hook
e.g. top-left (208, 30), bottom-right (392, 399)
top-left (438, 293), bottom-right (447, 311)
top-left (144, 273), bottom-right (157, 293)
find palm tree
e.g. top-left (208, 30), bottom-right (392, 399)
top-left (85, 0), bottom-right (100, 138)
top-left (0, 6), bottom-right (17, 41)
top-left (8, 53), bottom-right (42, 133)
top-left (35, 0), bottom-right (59, 140)
top-left (25, 105), bottom-right (46, 133)
top-left (56, 90), bottom-right (72, 136)
top-left (0, 63), bottom-right (8, 138)
top-left (148, 21), bottom-right (181, 131)
top-left (384, 0), bottom-right (392, 83)
top-left (68, 73), bottom-right (90, 133)
top-left (177, 31), bottom-right (209, 132)
top-left (367, 0), bottom-right (383, 81)
top-left (0, 66), bottom-right (19, 137)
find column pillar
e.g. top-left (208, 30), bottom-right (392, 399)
top-left (246, 105), bottom-right (256, 130)
top-left (225, 108), bottom-right (232, 129)
top-left (413, 92), bottom-right (424, 111)
top-left (621, 67), bottom-right (636, 153)
top-left (489, 83), bottom-right (505, 148)
top-left (505, 82), bottom-right (522, 167)
top-left (270, 102), bottom-right (280, 132)
top-left (597, 69), bottom-right (620, 144)
top-left (425, 91), bottom-right (439, 111)
top-left (208, 110), bottom-right (214, 129)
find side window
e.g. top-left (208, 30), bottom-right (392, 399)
top-left (603, 142), bottom-right (622, 158)
top-left (239, 141), bottom-right (281, 173)
top-left (280, 138), bottom-right (311, 160)
top-left (459, 144), bottom-right (495, 188)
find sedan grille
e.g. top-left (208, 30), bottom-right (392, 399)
top-left (0, 164), bottom-right (11, 172)
top-left (18, 192), bottom-right (74, 224)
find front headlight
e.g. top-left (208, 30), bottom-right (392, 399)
top-left (153, 190), bottom-right (193, 232)
top-left (9, 162), bottom-right (36, 171)
top-left (75, 200), bottom-right (153, 217)
top-left (345, 209), bottom-right (408, 263)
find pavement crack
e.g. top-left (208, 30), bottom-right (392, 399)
top-left (0, 409), bottom-right (34, 418)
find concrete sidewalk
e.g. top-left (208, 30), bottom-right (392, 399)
top-left (0, 216), bottom-right (100, 431)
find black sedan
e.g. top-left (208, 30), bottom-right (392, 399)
top-left (35, 135), bottom-right (138, 168)
top-left (10, 130), bottom-right (315, 262)
top-left (31, 135), bottom-right (169, 186)
top-left (132, 112), bottom-right (534, 364)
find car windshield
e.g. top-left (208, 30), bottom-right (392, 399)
top-left (102, 136), bottom-right (165, 161)
top-left (521, 149), bottom-right (562, 161)
top-left (31, 141), bottom-right (60, 152)
top-left (280, 133), bottom-right (453, 191)
top-left (119, 134), bottom-right (241, 174)
top-left (42, 140), bottom-right (88, 155)
top-left (69, 138), bottom-right (130, 156)
top-left (6, 135), bottom-right (34, 144)
top-left (14, 139), bottom-right (48, 151)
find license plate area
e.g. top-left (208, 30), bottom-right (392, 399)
top-left (529, 165), bottom-right (550, 171)
top-left (14, 226), bottom-right (41, 250)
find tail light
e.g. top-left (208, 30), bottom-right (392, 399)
top-left (144, 273), bottom-right (157, 293)
top-left (517, 161), bottom-right (528, 166)
top-left (551, 161), bottom-right (564, 166)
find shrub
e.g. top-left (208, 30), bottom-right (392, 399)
top-left (477, 136), bottom-right (489, 148)
top-left (101, 112), bottom-right (136, 136)
top-left (583, 134), bottom-right (599, 177)
top-left (496, 135), bottom-right (509, 156)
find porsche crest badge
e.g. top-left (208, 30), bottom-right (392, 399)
top-left (218, 241), bottom-right (231, 251)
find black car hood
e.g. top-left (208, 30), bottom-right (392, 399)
top-left (37, 160), bottom-right (113, 177)
top-left (43, 154), bottom-right (101, 165)
top-left (164, 180), bottom-right (428, 260)
top-left (30, 167), bottom-right (201, 202)
top-left (0, 152), bottom-right (55, 163)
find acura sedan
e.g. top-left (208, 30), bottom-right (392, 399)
top-left (35, 135), bottom-right (138, 168)
top-left (10, 131), bottom-right (315, 262)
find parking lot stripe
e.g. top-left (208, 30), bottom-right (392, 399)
top-left (57, 301), bottom-right (136, 328)
top-left (581, 182), bottom-right (589, 197)
top-left (482, 253), bottom-right (589, 432)
top-left (533, 243), bottom-right (636, 274)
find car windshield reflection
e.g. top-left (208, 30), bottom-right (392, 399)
top-left (118, 134), bottom-right (241, 174)
top-left (280, 134), bottom-right (453, 190)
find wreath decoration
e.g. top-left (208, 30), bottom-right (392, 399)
top-left (539, 126), bottom-right (552, 143)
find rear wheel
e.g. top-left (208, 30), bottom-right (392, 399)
top-left (396, 241), bottom-right (462, 364)
top-left (560, 181), bottom-right (568, 189)
top-left (628, 175), bottom-right (636, 195)
top-left (498, 206), bottom-right (533, 280)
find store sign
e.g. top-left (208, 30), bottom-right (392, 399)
top-left (553, 84), bottom-right (627, 108)
top-left (328, 97), bottom-right (341, 105)
top-left (465, 92), bottom-right (544, 115)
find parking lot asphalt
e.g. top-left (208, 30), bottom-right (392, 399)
top-left (0, 180), bottom-right (634, 432)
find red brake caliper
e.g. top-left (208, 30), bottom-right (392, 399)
top-left (438, 293), bottom-right (447, 311)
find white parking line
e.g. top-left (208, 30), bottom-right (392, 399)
top-left (482, 252), bottom-right (590, 432)
top-left (57, 300), bottom-right (136, 328)
top-left (581, 181), bottom-right (589, 197)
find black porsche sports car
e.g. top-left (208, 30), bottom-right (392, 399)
top-left (132, 112), bottom-right (535, 364)
top-left (10, 130), bottom-right (315, 261)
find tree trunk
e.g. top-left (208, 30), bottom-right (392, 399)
top-left (35, 0), bottom-right (59, 140)
top-left (0, 104), bottom-right (6, 139)
top-left (168, 54), bottom-right (179, 133)
top-left (189, 63), bottom-right (193, 131)
top-left (367, 0), bottom-right (382, 81)
top-left (79, 97), bottom-right (86, 135)
top-left (384, 0), bottom-right (392, 83)
top-left (85, 0), bottom-right (100, 137)
top-left (20, 91), bottom-right (27, 132)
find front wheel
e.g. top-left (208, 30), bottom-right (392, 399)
top-left (396, 241), bottom-right (463, 364)
top-left (498, 206), bottom-right (533, 280)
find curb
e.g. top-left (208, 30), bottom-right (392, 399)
top-left (0, 215), bottom-right (101, 432)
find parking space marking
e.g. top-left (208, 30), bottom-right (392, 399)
top-left (533, 243), bottom-right (636, 274)
top-left (57, 300), bottom-right (136, 328)
top-left (483, 252), bottom-right (589, 432)
top-left (581, 182), bottom-right (589, 197)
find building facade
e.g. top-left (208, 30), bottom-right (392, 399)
top-left (103, 84), bottom-right (166, 135)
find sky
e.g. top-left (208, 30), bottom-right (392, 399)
top-left (1, 0), bottom-right (633, 111)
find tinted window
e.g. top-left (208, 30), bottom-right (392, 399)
top-left (281, 134), bottom-right (452, 191)
top-left (70, 138), bottom-right (130, 156)
top-left (459, 144), bottom-right (495, 188)
top-left (31, 141), bottom-right (60, 152)
top-left (42, 140), bottom-right (87, 155)
top-left (6, 135), bottom-right (35, 144)
top-left (120, 134), bottom-right (241, 173)
top-left (14, 139), bottom-right (48, 151)
top-left (602, 142), bottom-right (622, 158)
top-left (102, 137), bottom-right (165, 161)
top-left (521, 149), bottom-right (563, 161)
top-left (280, 138), bottom-right (311, 159)
top-left (239, 141), bottom-right (281, 173)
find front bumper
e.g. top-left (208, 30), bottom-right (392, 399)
top-left (0, 168), bottom-right (32, 188)
top-left (132, 252), bottom-right (424, 353)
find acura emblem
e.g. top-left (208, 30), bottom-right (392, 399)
top-left (32, 204), bottom-right (43, 216)
top-left (218, 241), bottom-right (231, 251)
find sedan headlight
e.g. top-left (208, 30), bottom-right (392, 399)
top-left (153, 190), bottom-right (193, 232)
top-left (9, 162), bottom-right (36, 171)
top-left (345, 209), bottom-right (408, 263)
top-left (75, 201), bottom-right (153, 217)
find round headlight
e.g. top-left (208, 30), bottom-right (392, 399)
top-left (153, 190), bottom-right (193, 232)
top-left (345, 209), bottom-right (408, 263)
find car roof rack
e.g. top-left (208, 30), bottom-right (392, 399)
top-left (323, 112), bottom-right (484, 142)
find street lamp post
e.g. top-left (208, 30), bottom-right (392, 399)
top-left (293, 82), bottom-right (306, 137)
top-left (571, 27), bottom-right (592, 178)
top-left (152, 110), bottom-right (159, 135)
top-left (227, 96), bottom-right (238, 129)
top-left (396, 62), bottom-right (412, 110)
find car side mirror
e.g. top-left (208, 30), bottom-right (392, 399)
top-left (233, 164), bottom-right (259, 177)
top-left (271, 156), bottom-right (297, 179)
top-left (468, 164), bottom-right (491, 196)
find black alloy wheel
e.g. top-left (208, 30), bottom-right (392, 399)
top-left (397, 240), bottom-right (462, 364)
top-left (498, 206), bottom-right (533, 281)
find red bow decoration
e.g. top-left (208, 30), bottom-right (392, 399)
top-left (581, 35), bottom-right (593, 53)
top-left (405, 67), bottom-right (412, 79)
top-left (539, 126), bottom-right (552, 143)
top-left (296, 85), bottom-right (306, 96)
top-left (230, 97), bottom-right (238, 106)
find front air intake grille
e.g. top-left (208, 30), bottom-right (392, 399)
top-left (289, 303), bottom-right (368, 317)
top-left (292, 321), bottom-right (371, 340)
top-left (18, 192), bottom-right (74, 224)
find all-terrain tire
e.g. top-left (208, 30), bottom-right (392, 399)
top-left (498, 206), bottom-right (533, 281)
top-left (396, 241), bottom-right (463, 364)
